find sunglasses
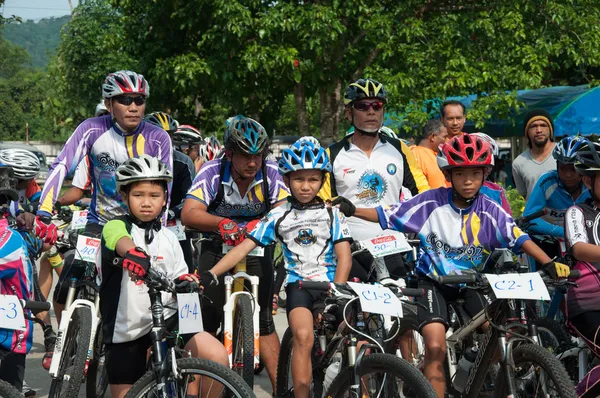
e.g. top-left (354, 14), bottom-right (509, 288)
top-left (114, 96), bottom-right (146, 106)
top-left (352, 101), bottom-right (384, 112)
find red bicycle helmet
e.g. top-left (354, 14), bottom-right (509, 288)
top-left (437, 134), bottom-right (494, 170)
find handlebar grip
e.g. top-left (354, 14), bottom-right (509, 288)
top-left (400, 288), bottom-right (425, 297)
top-left (569, 269), bottom-right (582, 279)
top-left (298, 281), bottom-right (331, 291)
top-left (436, 274), bottom-right (478, 285)
top-left (21, 300), bottom-right (51, 311)
top-left (520, 209), bottom-right (547, 224)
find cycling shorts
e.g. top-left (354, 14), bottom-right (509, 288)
top-left (416, 278), bottom-right (490, 332)
top-left (285, 282), bottom-right (326, 315)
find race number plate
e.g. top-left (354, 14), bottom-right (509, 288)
top-left (177, 293), bottom-right (203, 334)
top-left (74, 236), bottom-right (101, 263)
top-left (485, 272), bottom-right (551, 301)
top-left (348, 282), bottom-right (403, 317)
top-left (166, 219), bottom-right (186, 241)
top-left (360, 232), bottom-right (411, 258)
top-left (0, 295), bottom-right (26, 331)
top-left (71, 210), bottom-right (88, 230)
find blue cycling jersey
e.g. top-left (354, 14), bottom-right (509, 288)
top-left (522, 170), bottom-right (590, 237)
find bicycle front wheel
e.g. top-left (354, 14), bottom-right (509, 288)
top-left (49, 306), bottom-right (93, 398)
top-left (232, 294), bottom-right (255, 388)
top-left (326, 353), bottom-right (437, 398)
top-left (124, 358), bottom-right (254, 398)
top-left (0, 380), bottom-right (23, 398)
top-left (86, 323), bottom-right (108, 398)
top-left (494, 343), bottom-right (576, 398)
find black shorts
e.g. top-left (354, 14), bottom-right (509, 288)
top-left (54, 223), bottom-right (103, 304)
top-left (198, 241), bottom-right (275, 335)
top-left (0, 349), bottom-right (25, 391)
top-left (416, 278), bottom-right (490, 331)
top-left (104, 315), bottom-right (192, 385)
top-left (285, 282), bottom-right (326, 315)
top-left (351, 251), bottom-right (406, 281)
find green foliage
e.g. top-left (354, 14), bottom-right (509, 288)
top-left (3, 16), bottom-right (70, 68)
top-left (506, 187), bottom-right (526, 219)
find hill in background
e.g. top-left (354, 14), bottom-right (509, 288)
top-left (3, 15), bottom-right (71, 68)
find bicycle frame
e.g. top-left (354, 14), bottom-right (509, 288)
top-left (557, 337), bottom-right (591, 382)
top-left (222, 257), bottom-right (260, 369)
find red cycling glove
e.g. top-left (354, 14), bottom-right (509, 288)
top-left (35, 216), bottom-right (58, 245)
top-left (218, 218), bottom-right (244, 246)
top-left (244, 219), bottom-right (261, 234)
top-left (122, 247), bottom-right (151, 278)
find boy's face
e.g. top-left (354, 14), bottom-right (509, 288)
top-left (557, 162), bottom-right (581, 190)
top-left (450, 167), bottom-right (485, 199)
top-left (122, 181), bottom-right (167, 222)
top-left (582, 172), bottom-right (600, 195)
top-left (285, 169), bottom-right (323, 204)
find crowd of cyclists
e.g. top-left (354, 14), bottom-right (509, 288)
top-left (1, 70), bottom-right (600, 398)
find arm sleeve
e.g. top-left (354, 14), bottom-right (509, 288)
top-left (400, 141), bottom-right (430, 196)
top-left (102, 219), bottom-right (133, 251)
top-left (318, 147), bottom-right (336, 201)
top-left (72, 157), bottom-right (91, 190)
top-left (266, 162), bottom-right (291, 204)
top-left (512, 161), bottom-right (527, 199)
top-left (522, 179), bottom-right (564, 237)
top-left (37, 120), bottom-right (96, 216)
top-left (331, 208), bottom-right (352, 244)
top-left (248, 211), bottom-right (279, 247)
top-left (186, 162), bottom-right (217, 206)
top-left (565, 206), bottom-right (588, 249)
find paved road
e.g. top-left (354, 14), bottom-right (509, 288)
top-left (24, 277), bottom-right (289, 398)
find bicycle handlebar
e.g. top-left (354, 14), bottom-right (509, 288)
top-left (435, 274), bottom-right (478, 285)
top-left (112, 258), bottom-right (200, 294)
top-left (298, 280), bottom-right (425, 298)
top-left (20, 299), bottom-right (51, 312)
top-left (435, 269), bottom-right (580, 288)
top-left (518, 208), bottom-right (547, 227)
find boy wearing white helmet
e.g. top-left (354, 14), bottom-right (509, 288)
top-left (100, 155), bottom-right (227, 398)
top-left (205, 139), bottom-right (352, 398)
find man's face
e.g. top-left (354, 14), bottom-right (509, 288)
top-left (557, 163), bottom-right (581, 190)
top-left (228, 151), bottom-right (263, 179)
top-left (526, 120), bottom-right (551, 148)
top-left (105, 93), bottom-right (146, 132)
top-left (345, 100), bottom-right (384, 133)
top-left (442, 104), bottom-right (466, 138)
top-left (432, 126), bottom-right (448, 148)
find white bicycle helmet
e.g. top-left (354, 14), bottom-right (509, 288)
top-left (95, 101), bottom-right (109, 117)
top-left (115, 155), bottom-right (172, 192)
top-left (379, 126), bottom-right (399, 139)
top-left (296, 136), bottom-right (321, 148)
top-left (471, 132), bottom-right (499, 157)
top-left (102, 70), bottom-right (150, 99)
top-left (0, 149), bottom-right (41, 179)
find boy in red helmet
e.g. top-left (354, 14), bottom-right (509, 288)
top-left (333, 134), bottom-right (569, 397)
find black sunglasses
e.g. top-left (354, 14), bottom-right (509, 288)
top-left (114, 96), bottom-right (146, 106)
top-left (352, 101), bottom-right (384, 112)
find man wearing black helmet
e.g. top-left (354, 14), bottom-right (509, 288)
top-left (320, 78), bottom-right (429, 278)
top-left (181, 115), bottom-right (289, 391)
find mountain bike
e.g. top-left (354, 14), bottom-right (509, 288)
top-left (276, 280), bottom-right (436, 398)
top-left (433, 254), bottom-right (578, 398)
top-left (110, 264), bottom-right (255, 398)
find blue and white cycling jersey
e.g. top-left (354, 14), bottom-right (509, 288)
top-left (249, 200), bottom-right (352, 284)
top-left (522, 170), bottom-right (590, 238)
top-left (37, 115), bottom-right (173, 225)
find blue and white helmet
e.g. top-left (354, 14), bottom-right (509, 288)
top-left (553, 136), bottom-right (589, 164)
top-left (224, 115), bottom-right (269, 155)
top-left (278, 140), bottom-right (331, 175)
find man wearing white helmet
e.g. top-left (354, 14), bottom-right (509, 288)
top-left (34, 71), bottom-right (173, 361)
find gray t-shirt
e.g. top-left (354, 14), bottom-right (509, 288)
top-left (512, 148), bottom-right (556, 199)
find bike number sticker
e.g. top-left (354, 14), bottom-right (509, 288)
top-left (166, 219), bottom-right (186, 241)
top-left (0, 295), bottom-right (26, 331)
top-left (222, 244), bottom-right (264, 257)
top-left (177, 293), bottom-right (203, 334)
top-left (71, 210), bottom-right (88, 230)
top-left (347, 282), bottom-right (403, 317)
top-left (484, 272), bottom-right (551, 301)
top-left (360, 232), bottom-right (412, 258)
top-left (74, 236), bottom-right (101, 263)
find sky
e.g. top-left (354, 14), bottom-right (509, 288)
top-left (2, 0), bottom-right (78, 22)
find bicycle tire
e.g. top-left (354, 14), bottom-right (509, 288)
top-left (85, 324), bottom-right (108, 398)
top-left (493, 343), bottom-right (576, 398)
top-left (124, 357), bottom-right (254, 398)
top-left (49, 306), bottom-right (93, 398)
top-left (534, 318), bottom-right (574, 354)
top-left (276, 327), bottom-right (324, 398)
top-left (0, 380), bottom-right (22, 398)
top-left (382, 303), bottom-right (419, 353)
top-left (232, 294), bottom-right (254, 388)
top-left (325, 353), bottom-right (437, 398)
